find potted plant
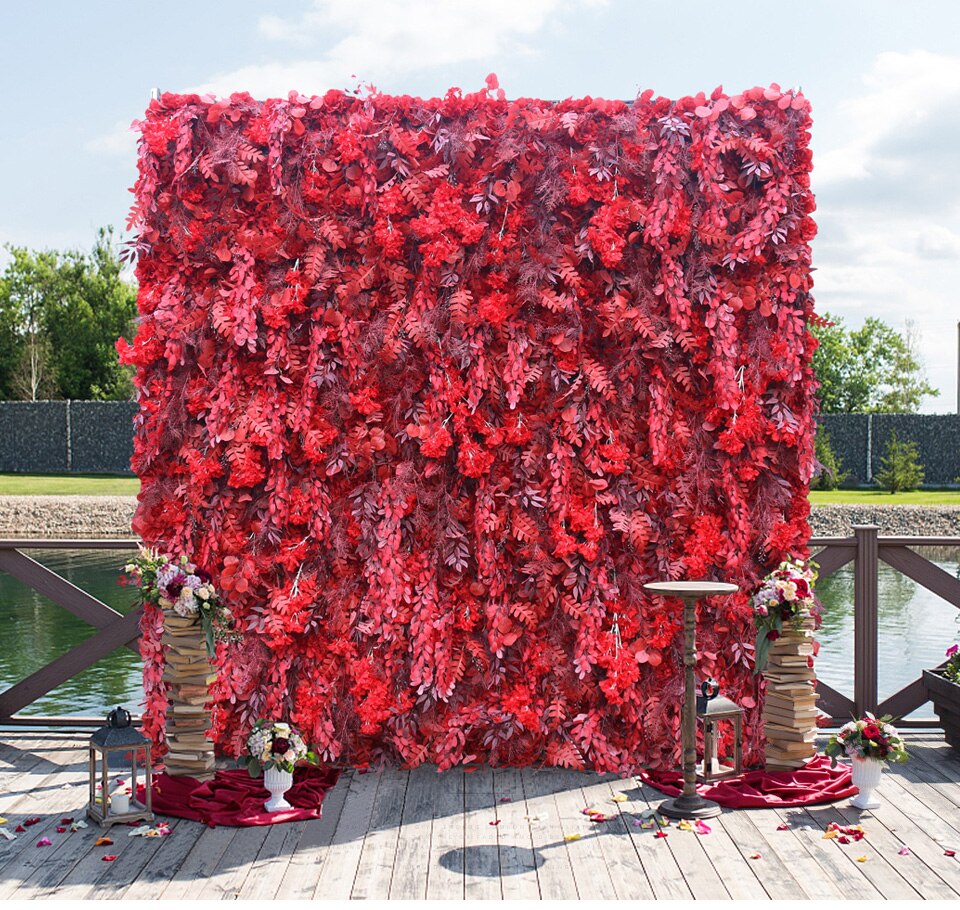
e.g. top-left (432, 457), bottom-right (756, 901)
top-left (923, 644), bottom-right (960, 752)
top-left (824, 714), bottom-right (908, 809)
top-left (242, 720), bottom-right (312, 812)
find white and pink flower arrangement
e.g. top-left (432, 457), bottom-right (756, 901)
top-left (124, 546), bottom-right (237, 656)
top-left (751, 558), bottom-right (820, 672)
top-left (824, 714), bottom-right (908, 765)
top-left (242, 720), bottom-right (312, 776)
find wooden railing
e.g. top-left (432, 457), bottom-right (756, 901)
top-left (811, 525), bottom-right (960, 727)
top-left (1, 529), bottom-right (958, 729)
top-left (0, 539), bottom-right (140, 727)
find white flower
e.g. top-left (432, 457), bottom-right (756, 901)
top-left (175, 590), bottom-right (199, 616)
top-left (184, 574), bottom-right (202, 591)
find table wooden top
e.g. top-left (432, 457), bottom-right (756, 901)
top-left (643, 581), bottom-right (739, 598)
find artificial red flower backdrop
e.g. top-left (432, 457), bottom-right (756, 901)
top-left (124, 77), bottom-right (817, 772)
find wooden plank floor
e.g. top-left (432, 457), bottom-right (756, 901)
top-left (1, 733), bottom-right (959, 900)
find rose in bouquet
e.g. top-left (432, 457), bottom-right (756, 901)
top-left (751, 558), bottom-right (820, 672)
top-left (944, 643), bottom-right (960, 683)
top-left (242, 720), bottom-right (313, 776)
top-left (824, 713), bottom-right (908, 766)
top-left (124, 546), bottom-right (238, 656)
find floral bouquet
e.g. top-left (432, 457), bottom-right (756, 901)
top-left (944, 643), bottom-right (960, 683)
top-left (824, 713), bottom-right (908, 766)
top-left (124, 546), bottom-right (237, 656)
top-left (242, 720), bottom-right (312, 776)
top-left (751, 558), bottom-right (820, 672)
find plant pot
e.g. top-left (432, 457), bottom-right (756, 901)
top-left (923, 669), bottom-right (960, 753)
top-left (849, 757), bottom-right (883, 809)
top-left (263, 767), bottom-right (293, 812)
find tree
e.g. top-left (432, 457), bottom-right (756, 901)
top-left (874, 430), bottom-right (925, 493)
top-left (810, 313), bottom-right (938, 413)
top-left (0, 228), bottom-right (138, 401)
top-left (810, 426), bottom-right (848, 490)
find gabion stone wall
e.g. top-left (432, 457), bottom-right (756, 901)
top-left (818, 413), bottom-right (960, 486)
top-left (0, 401), bottom-right (136, 475)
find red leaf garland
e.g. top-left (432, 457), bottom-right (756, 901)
top-left (127, 80), bottom-right (817, 772)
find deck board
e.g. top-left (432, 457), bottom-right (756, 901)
top-left (1, 732), bottom-right (958, 900)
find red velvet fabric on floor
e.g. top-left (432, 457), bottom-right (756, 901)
top-left (640, 754), bottom-right (856, 808)
top-left (149, 765), bottom-right (341, 827)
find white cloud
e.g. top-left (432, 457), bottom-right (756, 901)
top-left (85, 120), bottom-right (139, 158)
top-left (195, 0), bottom-right (597, 98)
top-left (812, 50), bottom-right (960, 412)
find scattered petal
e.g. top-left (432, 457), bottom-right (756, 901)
top-left (838, 836), bottom-right (850, 845)
top-left (489, 820), bottom-right (501, 826)
top-left (590, 813), bottom-right (613, 823)
top-left (822, 829), bottom-right (838, 840)
top-left (24, 817), bottom-right (42, 827)
top-left (499, 797), bottom-right (512, 803)
top-left (749, 852), bottom-right (762, 860)
top-left (694, 820), bottom-right (712, 835)
top-left (611, 793), bottom-right (628, 803)
top-left (898, 846), bottom-right (911, 856)
top-left (856, 856), bottom-right (868, 863)
top-left (56, 827), bottom-right (66, 834)
top-left (70, 821), bottom-right (88, 832)
top-left (564, 833), bottom-right (582, 842)
top-left (101, 854), bottom-right (118, 862)
top-left (655, 831), bottom-right (669, 839)
top-left (36, 837), bottom-right (52, 847)
top-left (640, 808), bottom-right (656, 819)
top-left (0, 817), bottom-right (6, 825)
top-left (95, 837), bottom-right (114, 846)
top-left (677, 820), bottom-right (693, 832)
top-left (15, 825), bottom-right (26, 833)
top-left (945, 850), bottom-right (956, 858)
top-left (632, 819), bottom-right (644, 827)
top-left (60, 818), bottom-right (74, 825)
top-left (776, 824), bottom-right (789, 831)
top-left (0, 828), bottom-right (16, 842)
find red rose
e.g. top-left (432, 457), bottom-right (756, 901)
top-left (767, 630), bottom-right (780, 641)
top-left (862, 724), bottom-right (881, 741)
top-left (272, 737), bottom-right (291, 754)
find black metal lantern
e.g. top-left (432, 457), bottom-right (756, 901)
top-left (696, 679), bottom-right (744, 782)
top-left (87, 706), bottom-right (154, 827)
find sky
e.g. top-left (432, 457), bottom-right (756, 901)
top-left (1, 0), bottom-right (959, 412)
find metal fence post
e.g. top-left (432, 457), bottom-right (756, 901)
top-left (853, 524), bottom-right (879, 717)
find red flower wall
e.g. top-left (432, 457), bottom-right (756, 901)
top-left (124, 78), bottom-right (818, 772)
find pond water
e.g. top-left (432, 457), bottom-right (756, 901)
top-left (1, 548), bottom-right (958, 722)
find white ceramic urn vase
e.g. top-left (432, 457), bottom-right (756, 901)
top-left (849, 757), bottom-right (883, 809)
top-left (263, 767), bottom-right (293, 812)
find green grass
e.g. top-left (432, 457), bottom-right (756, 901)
top-left (0, 474), bottom-right (141, 496)
top-left (809, 489), bottom-right (960, 505)
top-left (1, 473), bottom-right (958, 504)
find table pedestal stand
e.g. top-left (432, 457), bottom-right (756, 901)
top-left (643, 581), bottom-right (739, 820)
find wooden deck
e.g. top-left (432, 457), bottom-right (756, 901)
top-left (1, 732), bottom-right (959, 900)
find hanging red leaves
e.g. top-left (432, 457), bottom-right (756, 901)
top-left (126, 79), bottom-right (817, 772)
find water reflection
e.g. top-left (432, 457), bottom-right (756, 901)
top-left (0, 549), bottom-right (143, 718)
top-left (815, 547), bottom-right (960, 712)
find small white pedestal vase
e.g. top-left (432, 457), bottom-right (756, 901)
top-left (263, 767), bottom-right (293, 812)
top-left (850, 757), bottom-right (883, 809)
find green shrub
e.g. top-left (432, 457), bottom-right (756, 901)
top-left (874, 430), bottom-right (925, 493)
top-left (811, 427), bottom-right (848, 491)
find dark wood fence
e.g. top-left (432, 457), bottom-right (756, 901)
top-left (1, 529), bottom-right (958, 728)
top-left (0, 539), bottom-right (139, 727)
top-left (811, 525), bottom-right (960, 727)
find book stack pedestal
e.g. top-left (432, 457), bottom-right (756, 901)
top-left (762, 617), bottom-right (818, 770)
top-left (162, 610), bottom-right (216, 781)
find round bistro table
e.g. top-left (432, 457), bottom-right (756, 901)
top-left (643, 581), bottom-right (739, 819)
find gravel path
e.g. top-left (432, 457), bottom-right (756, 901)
top-left (1, 496), bottom-right (959, 541)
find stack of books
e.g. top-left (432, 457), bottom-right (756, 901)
top-left (762, 623), bottom-right (818, 770)
top-left (162, 612), bottom-right (216, 781)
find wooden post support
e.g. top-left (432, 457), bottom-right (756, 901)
top-left (853, 525), bottom-right (879, 718)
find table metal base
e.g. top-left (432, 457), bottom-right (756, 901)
top-left (658, 793), bottom-right (722, 820)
